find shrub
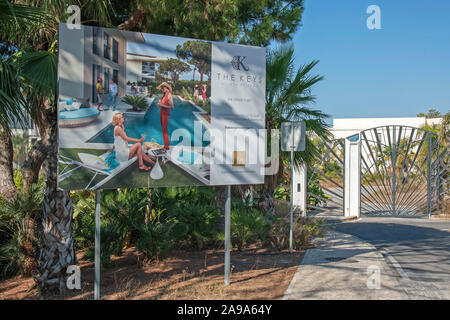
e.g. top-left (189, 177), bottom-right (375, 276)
top-left (121, 95), bottom-right (149, 111)
top-left (0, 183), bottom-right (43, 278)
top-left (151, 187), bottom-right (221, 249)
top-left (231, 201), bottom-right (271, 250)
top-left (135, 208), bottom-right (175, 261)
top-left (307, 172), bottom-right (329, 207)
top-left (268, 215), bottom-right (325, 250)
top-left (73, 189), bottom-right (149, 266)
top-left (169, 201), bottom-right (221, 250)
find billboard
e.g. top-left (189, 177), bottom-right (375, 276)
top-left (57, 24), bottom-right (266, 190)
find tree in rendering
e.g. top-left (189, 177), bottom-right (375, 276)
top-left (175, 41), bottom-right (211, 82)
top-left (157, 58), bottom-right (191, 86)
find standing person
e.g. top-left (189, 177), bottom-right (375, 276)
top-left (96, 78), bottom-right (103, 111)
top-left (201, 83), bottom-right (207, 107)
top-left (106, 79), bottom-right (118, 111)
top-left (193, 85), bottom-right (199, 105)
top-left (111, 112), bottom-right (155, 171)
top-left (156, 82), bottom-right (174, 151)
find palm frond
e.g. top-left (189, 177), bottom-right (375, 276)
top-left (0, 58), bottom-right (29, 133)
top-left (265, 45), bottom-right (331, 169)
top-left (15, 49), bottom-right (58, 97)
top-left (0, 0), bottom-right (47, 24)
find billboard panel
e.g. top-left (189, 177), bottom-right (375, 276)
top-left (57, 24), bottom-right (265, 190)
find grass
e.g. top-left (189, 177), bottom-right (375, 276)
top-left (58, 148), bottom-right (205, 190)
top-left (58, 148), bottom-right (107, 190)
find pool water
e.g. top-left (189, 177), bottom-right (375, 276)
top-left (88, 97), bottom-right (209, 147)
top-left (177, 149), bottom-right (201, 165)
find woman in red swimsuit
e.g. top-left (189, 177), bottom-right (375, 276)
top-left (201, 83), bottom-right (207, 107)
top-left (157, 82), bottom-right (174, 150)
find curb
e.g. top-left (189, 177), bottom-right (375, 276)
top-left (431, 215), bottom-right (450, 220)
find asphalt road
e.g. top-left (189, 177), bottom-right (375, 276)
top-left (331, 217), bottom-right (450, 299)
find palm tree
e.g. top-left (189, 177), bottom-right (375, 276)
top-left (0, 57), bottom-right (29, 201)
top-left (256, 46), bottom-right (331, 214)
top-left (0, 0), bottom-right (115, 292)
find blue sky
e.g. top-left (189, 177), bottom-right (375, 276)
top-left (289, 0), bottom-right (450, 120)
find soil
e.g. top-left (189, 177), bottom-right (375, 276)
top-left (0, 245), bottom-right (306, 300)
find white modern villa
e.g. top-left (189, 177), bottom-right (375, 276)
top-left (58, 24), bottom-right (146, 104)
top-left (126, 52), bottom-right (167, 85)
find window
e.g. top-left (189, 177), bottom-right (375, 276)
top-left (142, 62), bottom-right (155, 77)
top-left (92, 64), bottom-right (101, 102)
top-left (103, 33), bottom-right (110, 60)
top-left (112, 39), bottom-right (118, 63)
top-left (113, 69), bottom-right (118, 85)
top-left (103, 67), bottom-right (110, 92)
top-left (93, 27), bottom-right (100, 55)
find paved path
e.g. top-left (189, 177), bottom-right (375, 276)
top-left (284, 231), bottom-right (408, 299)
top-left (333, 217), bottom-right (450, 299)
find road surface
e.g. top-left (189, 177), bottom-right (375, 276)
top-left (332, 217), bottom-right (450, 299)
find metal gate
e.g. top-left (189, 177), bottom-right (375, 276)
top-left (306, 138), bottom-right (345, 216)
top-left (359, 125), bottom-right (444, 216)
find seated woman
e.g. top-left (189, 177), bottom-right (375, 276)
top-left (111, 112), bottom-right (155, 171)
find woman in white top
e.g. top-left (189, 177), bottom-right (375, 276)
top-left (193, 85), bottom-right (199, 105)
top-left (111, 113), bottom-right (155, 171)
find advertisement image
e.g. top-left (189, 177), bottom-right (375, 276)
top-left (57, 24), bottom-right (266, 190)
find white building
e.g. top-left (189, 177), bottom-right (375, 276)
top-left (126, 53), bottom-right (167, 85)
top-left (331, 117), bottom-right (443, 139)
top-left (58, 24), bottom-right (145, 104)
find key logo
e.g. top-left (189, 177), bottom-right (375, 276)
top-left (231, 56), bottom-right (250, 71)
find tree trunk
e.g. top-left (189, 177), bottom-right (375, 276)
top-left (117, 9), bottom-right (145, 30)
top-left (35, 115), bottom-right (76, 293)
top-left (21, 138), bottom-right (49, 194)
top-left (0, 128), bottom-right (17, 201)
top-left (21, 97), bottom-right (52, 194)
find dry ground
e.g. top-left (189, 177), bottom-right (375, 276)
top-left (0, 245), bottom-right (307, 300)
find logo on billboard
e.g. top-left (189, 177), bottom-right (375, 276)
top-left (231, 56), bottom-right (249, 71)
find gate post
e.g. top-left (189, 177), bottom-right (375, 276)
top-left (293, 164), bottom-right (307, 217)
top-left (344, 135), bottom-right (361, 218)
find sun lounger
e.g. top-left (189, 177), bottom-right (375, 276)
top-left (58, 151), bottom-right (137, 190)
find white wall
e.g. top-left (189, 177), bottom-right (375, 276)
top-left (331, 117), bottom-right (442, 139)
top-left (126, 60), bottom-right (141, 84)
top-left (58, 24), bottom-right (85, 100)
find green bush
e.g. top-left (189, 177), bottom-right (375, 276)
top-left (0, 183), bottom-right (43, 278)
top-left (230, 200), bottom-right (271, 250)
top-left (135, 208), bottom-right (175, 261)
top-left (268, 215), bottom-right (325, 250)
top-left (151, 187), bottom-right (221, 249)
top-left (307, 172), bottom-right (329, 207)
top-left (121, 95), bottom-right (149, 111)
top-left (73, 189), bottom-right (149, 266)
top-left (274, 186), bottom-right (288, 200)
top-left (169, 201), bottom-right (221, 250)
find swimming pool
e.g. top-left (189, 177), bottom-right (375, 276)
top-left (88, 97), bottom-right (209, 147)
